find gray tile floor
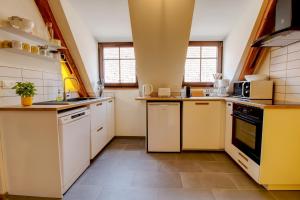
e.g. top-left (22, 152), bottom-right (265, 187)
top-left (63, 138), bottom-right (300, 200)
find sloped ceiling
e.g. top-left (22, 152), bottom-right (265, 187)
top-left (69, 0), bottom-right (253, 42)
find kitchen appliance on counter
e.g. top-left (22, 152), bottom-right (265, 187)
top-left (158, 88), bottom-right (171, 97)
top-left (233, 80), bottom-right (273, 99)
top-left (147, 102), bottom-right (180, 152)
top-left (232, 103), bottom-right (263, 164)
top-left (215, 79), bottom-right (230, 97)
top-left (142, 84), bottom-right (153, 97)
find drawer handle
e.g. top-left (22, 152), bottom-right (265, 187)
top-left (238, 152), bottom-right (249, 162)
top-left (108, 100), bottom-right (113, 103)
top-left (195, 102), bottom-right (209, 105)
top-left (238, 159), bottom-right (248, 170)
top-left (96, 103), bottom-right (102, 106)
top-left (97, 127), bottom-right (103, 132)
top-left (227, 103), bottom-right (232, 106)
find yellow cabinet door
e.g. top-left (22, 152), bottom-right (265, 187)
top-left (182, 101), bottom-right (225, 150)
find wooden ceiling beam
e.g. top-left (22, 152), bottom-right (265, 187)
top-left (34, 0), bottom-right (88, 96)
top-left (238, 0), bottom-right (276, 80)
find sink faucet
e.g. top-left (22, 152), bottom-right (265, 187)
top-left (63, 77), bottom-right (79, 101)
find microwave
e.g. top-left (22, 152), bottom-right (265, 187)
top-left (233, 80), bottom-right (273, 99)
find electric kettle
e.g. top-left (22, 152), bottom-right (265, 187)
top-left (142, 84), bottom-right (153, 97)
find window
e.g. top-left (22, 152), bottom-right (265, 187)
top-left (99, 42), bottom-right (137, 87)
top-left (184, 41), bottom-right (222, 86)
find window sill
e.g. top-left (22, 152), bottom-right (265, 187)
top-left (183, 82), bottom-right (214, 87)
top-left (104, 84), bottom-right (139, 89)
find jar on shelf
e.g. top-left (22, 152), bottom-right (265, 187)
top-left (22, 42), bottom-right (31, 52)
top-left (2, 40), bottom-right (13, 48)
top-left (12, 40), bottom-right (22, 50)
top-left (31, 45), bottom-right (39, 54)
top-left (39, 45), bottom-right (49, 56)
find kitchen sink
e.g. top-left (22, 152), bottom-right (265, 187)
top-left (33, 97), bottom-right (98, 105)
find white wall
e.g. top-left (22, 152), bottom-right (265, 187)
top-left (104, 89), bottom-right (146, 137)
top-left (256, 42), bottom-right (300, 104)
top-left (0, 0), bottom-right (62, 194)
top-left (49, 0), bottom-right (99, 96)
top-left (223, 0), bottom-right (263, 81)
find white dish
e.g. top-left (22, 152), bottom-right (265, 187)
top-left (8, 16), bottom-right (34, 33)
top-left (245, 74), bottom-right (269, 81)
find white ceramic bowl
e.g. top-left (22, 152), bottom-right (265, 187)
top-left (245, 74), bottom-right (269, 81)
top-left (8, 16), bottom-right (34, 33)
top-left (20, 18), bottom-right (35, 33)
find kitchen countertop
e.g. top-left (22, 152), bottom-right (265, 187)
top-left (0, 97), bottom-right (114, 111)
top-left (136, 96), bottom-right (300, 109)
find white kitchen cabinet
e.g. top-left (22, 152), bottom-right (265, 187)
top-left (90, 101), bottom-right (107, 159)
top-left (147, 102), bottom-right (181, 152)
top-left (90, 101), bottom-right (106, 130)
top-left (224, 102), bottom-right (234, 157)
top-left (106, 99), bottom-right (115, 142)
top-left (89, 99), bottom-right (115, 159)
top-left (91, 125), bottom-right (107, 159)
top-left (182, 101), bottom-right (225, 150)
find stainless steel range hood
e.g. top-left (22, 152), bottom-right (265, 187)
top-left (252, 0), bottom-right (300, 47)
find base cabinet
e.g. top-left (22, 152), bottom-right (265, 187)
top-left (90, 98), bottom-right (115, 159)
top-left (182, 101), bottom-right (225, 150)
top-left (224, 102), bottom-right (234, 157)
top-left (106, 99), bottom-right (115, 142)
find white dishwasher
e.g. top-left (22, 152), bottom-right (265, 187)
top-left (147, 102), bottom-right (181, 152)
top-left (58, 107), bottom-right (91, 193)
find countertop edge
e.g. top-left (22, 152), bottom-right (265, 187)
top-left (0, 97), bottom-right (114, 111)
top-left (135, 97), bottom-right (300, 109)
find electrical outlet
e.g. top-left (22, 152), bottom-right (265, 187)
top-left (0, 80), bottom-right (17, 89)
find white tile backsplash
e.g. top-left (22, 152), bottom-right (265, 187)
top-left (271, 47), bottom-right (287, 58)
top-left (0, 58), bottom-right (62, 106)
top-left (0, 66), bottom-right (22, 77)
top-left (288, 42), bottom-right (300, 53)
top-left (288, 51), bottom-right (300, 61)
top-left (270, 54), bottom-right (287, 65)
top-left (22, 69), bottom-right (43, 79)
top-left (269, 42), bottom-right (300, 104)
top-left (270, 63), bottom-right (286, 71)
top-left (287, 60), bottom-right (300, 69)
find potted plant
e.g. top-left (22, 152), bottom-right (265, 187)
top-left (13, 82), bottom-right (36, 106)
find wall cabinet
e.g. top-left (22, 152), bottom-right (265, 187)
top-left (224, 102), bottom-right (234, 157)
top-left (182, 101), bottom-right (225, 150)
top-left (90, 99), bottom-right (115, 159)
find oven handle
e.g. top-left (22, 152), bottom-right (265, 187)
top-left (231, 113), bottom-right (262, 124)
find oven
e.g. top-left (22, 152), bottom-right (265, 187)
top-left (232, 103), bottom-right (263, 164)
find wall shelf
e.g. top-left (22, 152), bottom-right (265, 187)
top-left (0, 22), bottom-right (65, 50)
top-left (0, 48), bottom-right (60, 62)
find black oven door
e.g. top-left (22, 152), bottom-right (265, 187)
top-left (232, 113), bottom-right (262, 164)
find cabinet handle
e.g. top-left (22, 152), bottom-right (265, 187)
top-left (227, 103), bottom-right (232, 106)
top-left (238, 152), bottom-right (248, 162)
top-left (97, 127), bottom-right (103, 132)
top-left (238, 159), bottom-right (248, 170)
top-left (108, 100), bottom-right (113, 103)
top-left (96, 103), bottom-right (102, 106)
top-left (195, 102), bottom-right (209, 105)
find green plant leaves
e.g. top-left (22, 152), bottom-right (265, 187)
top-left (12, 82), bottom-right (37, 97)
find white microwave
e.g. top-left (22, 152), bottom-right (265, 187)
top-left (233, 80), bottom-right (273, 99)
